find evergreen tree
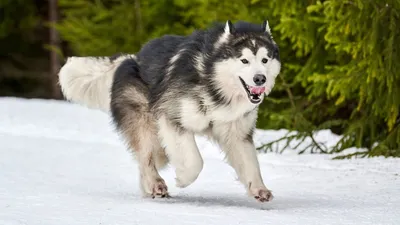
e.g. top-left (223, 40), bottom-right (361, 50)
top-left (0, 0), bottom-right (57, 98)
top-left (257, 0), bottom-right (400, 158)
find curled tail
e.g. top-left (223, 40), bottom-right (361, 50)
top-left (58, 54), bottom-right (136, 112)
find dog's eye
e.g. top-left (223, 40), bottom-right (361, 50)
top-left (262, 58), bottom-right (268, 64)
top-left (241, 59), bottom-right (249, 64)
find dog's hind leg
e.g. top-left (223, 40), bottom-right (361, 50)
top-left (111, 82), bottom-right (169, 198)
top-left (134, 130), bottom-right (169, 198)
top-left (157, 115), bottom-right (204, 188)
top-left (116, 108), bottom-right (169, 198)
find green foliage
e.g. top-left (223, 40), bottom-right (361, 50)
top-left (259, 0), bottom-right (400, 158)
top-left (55, 0), bottom-right (274, 56)
top-left (0, 0), bottom-right (38, 38)
top-left (55, 0), bottom-right (400, 158)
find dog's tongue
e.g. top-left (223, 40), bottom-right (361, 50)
top-left (249, 86), bottom-right (265, 95)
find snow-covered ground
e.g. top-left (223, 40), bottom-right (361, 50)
top-left (1, 97), bottom-right (399, 225)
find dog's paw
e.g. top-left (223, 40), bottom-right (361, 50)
top-left (248, 183), bottom-right (273, 203)
top-left (175, 168), bottom-right (201, 188)
top-left (253, 188), bottom-right (273, 202)
top-left (175, 172), bottom-right (194, 188)
top-left (151, 178), bottom-right (170, 198)
top-left (142, 177), bottom-right (170, 198)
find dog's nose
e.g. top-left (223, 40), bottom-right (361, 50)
top-left (253, 74), bottom-right (266, 85)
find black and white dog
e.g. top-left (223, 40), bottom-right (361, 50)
top-left (58, 20), bottom-right (281, 203)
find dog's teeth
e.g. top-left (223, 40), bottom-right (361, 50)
top-left (250, 94), bottom-right (261, 100)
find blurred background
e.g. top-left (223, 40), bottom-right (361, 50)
top-left (0, 0), bottom-right (399, 158)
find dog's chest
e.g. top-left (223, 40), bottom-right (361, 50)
top-left (209, 99), bottom-right (256, 122)
top-left (179, 98), bottom-right (255, 133)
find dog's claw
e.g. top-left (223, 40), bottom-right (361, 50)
top-left (151, 192), bottom-right (170, 199)
top-left (161, 193), bottom-right (171, 198)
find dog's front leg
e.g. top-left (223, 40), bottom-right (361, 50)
top-left (157, 115), bottom-right (204, 188)
top-left (213, 122), bottom-right (273, 202)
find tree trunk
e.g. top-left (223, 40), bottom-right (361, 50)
top-left (48, 0), bottom-right (62, 99)
top-left (134, 0), bottom-right (142, 36)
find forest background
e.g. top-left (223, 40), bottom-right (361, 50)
top-left (1, 0), bottom-right (399, 158)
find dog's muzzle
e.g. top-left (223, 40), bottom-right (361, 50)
top-left (239, 77), bottom-right (265, 104)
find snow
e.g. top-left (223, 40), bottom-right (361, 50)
top-left (1, 97), bottom-right (399, 225)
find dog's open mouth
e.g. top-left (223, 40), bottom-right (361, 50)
top-left (239, 77), bottom-right (265, 104)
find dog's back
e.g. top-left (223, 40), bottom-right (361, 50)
top-left (136, 34), bottom-right (186, 87)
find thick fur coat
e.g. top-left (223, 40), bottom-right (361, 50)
top-left (58, 20), bottom-right (281, 203)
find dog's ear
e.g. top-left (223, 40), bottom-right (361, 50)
top-left (262, 20), bottom-right (271, 35)
top-left (224, 20), bottom-right (234, 34)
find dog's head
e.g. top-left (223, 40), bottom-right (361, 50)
top-left (212, 20), bottom-right (281, 105)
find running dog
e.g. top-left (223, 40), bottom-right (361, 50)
top-left (58, 20), bottom-right (281, 202)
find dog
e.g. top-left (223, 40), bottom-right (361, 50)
top-left (58, 20), bottom-right (281, 203)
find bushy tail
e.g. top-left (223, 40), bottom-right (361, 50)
top-left (58, 54), bottom-right (136, 112)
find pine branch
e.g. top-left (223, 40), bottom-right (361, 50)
top-left (279, 74), bottom-right (297, 109)
top-left (308, 131), bottom-right (328, 154)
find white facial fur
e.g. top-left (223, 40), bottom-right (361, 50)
top-left (238, 47), bottom-right (280, 93)
top-left (212, 21), bottom-right (281, 104)
top-left (213, 47), bottom-right (281, 103)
